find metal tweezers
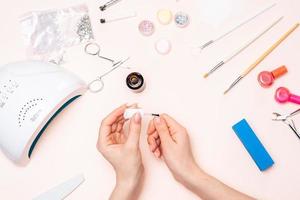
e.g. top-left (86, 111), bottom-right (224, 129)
top-left (272, 108), bottom-right (300, 140)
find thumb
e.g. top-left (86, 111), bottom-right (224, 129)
top-left (154, 116), bottom-right (172, 145)
top-left (126, 113), bottom-right (142, 148)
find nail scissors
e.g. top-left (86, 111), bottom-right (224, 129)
top-left (88, 57), bottom-right (130, 93)
top-left (85, 42), bottom-right (120, 66)
top-left (272, 108), bottom-right (300, 139)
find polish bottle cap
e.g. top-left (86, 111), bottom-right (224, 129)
top-left (272, 65), bottom-right (287, 79)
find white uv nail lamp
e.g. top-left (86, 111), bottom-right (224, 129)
top-left (0, 61), bottom-right (87, 165)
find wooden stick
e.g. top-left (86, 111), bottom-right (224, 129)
top-left (242, 23), bottom-right (299, 76)
top-left (224, 23), bottom-right (299, 94)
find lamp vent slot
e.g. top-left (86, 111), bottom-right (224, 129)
top-left (18, 98), bottom-right (43, 127)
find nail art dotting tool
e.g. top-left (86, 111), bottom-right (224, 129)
top-left (199, 3), bottom-right (276, 50)
top-left (100, 12), bottom-right (137, 24)
top-left (99, 0), bottom-right (123, 11)
top-left (224, 23), bottom-right (300, 95)
top-left (203, 16), bottom-right (283, 78)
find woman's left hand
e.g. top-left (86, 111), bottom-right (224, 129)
top-left (97, 104), bottom-right (143, 200)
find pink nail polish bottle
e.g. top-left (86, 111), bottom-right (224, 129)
top-left (258, 65), bottom-right (287, 88)
top-left (275, 87), bottom-right (300, 104)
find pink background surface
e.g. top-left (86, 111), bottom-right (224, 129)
top-left (1, 0), bottom-right (300, 199)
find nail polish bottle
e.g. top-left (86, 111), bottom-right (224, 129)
top-left (258, 65), bottom-right (287, 88)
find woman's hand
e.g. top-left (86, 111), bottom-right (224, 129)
top-left (97, 104), bottom-right (143, 200)
top-left (147, 114), bottom-right (254, 200)
top-left (147, 114), bottom-right (199, 182)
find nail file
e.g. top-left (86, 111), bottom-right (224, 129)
top-left (33, 174), bottom-right (85, 200)
top-left (232, 119), bottom-right (274, 171)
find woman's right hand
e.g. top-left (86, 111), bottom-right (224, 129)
top-left (147, 114), bottom-right (255, 200)
top-left (147, 114), bottom-right (201, 183)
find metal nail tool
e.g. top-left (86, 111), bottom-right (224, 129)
top-left (272, 108), bottom-right (300, 139)
top-left (88, 57), bottom-right (130, 93)
top-left (99, 0), bottom-right (123, 11)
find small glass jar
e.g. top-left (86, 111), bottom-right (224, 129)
top-left (126, 72), bottom-right (146, 93)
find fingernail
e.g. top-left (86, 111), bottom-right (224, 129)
top-left (150, 138), bottom-right (156, 151)
top-left (132, 103), bottom-right (138, 108)
top-left (127, 102), bottom-right (138, 108)
top-left (134, 113), bottom-right (141, 123)
top-left (156, 139), bottom-right (161, 146)
top-left (154, 150), bottom-right (160, 158)
top-left (154, 116), bottom-right (161, 124)
top-left (125, 103), bottom-right (131, 107)
top-left (151, 144), bottom-right (156, 152)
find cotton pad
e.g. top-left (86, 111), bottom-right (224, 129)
top-left (124, 109), bottom-right (144, 119)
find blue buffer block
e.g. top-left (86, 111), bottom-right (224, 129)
top-left (232, 119), bottom-right (274, 171)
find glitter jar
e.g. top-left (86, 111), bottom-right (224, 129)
top-left (126, 72), bottom-right (146, 93)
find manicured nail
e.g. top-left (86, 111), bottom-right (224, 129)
top-left (133, 103), bottom-right (138, 108)
top-left (151, 144), bottom-right (156, 152)
top-left (126, 103), bottom-right (132, 107)
top-left (154, 116), bottom-right (161, 124)
top-left (155, 138), bottom-right (161, 146)
top-left (154, 150), bottom-right (160, 158)
top-left (149, 138), bottom-right (156, 151)
top-left (127, 103), bottom-right (138, 108)
top-left (134, 113), bottom-right (141, 123)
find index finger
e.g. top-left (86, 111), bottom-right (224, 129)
top-left (102, 104), bottom-right (128, 126)
top-left (99, 104), bottom-right (127, 145)
top-left (147, 120), bottom-right (156, 135)
top-left (161, 114), bottom-right (184, 130)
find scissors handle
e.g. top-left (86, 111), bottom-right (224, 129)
top-left (85, 42), bottom-right (117, 64)
top-left (87, 57), bottom-right (130, 93)
top-left (88, 78), bottom-right (105, 93)
top-left (85, 42), bottom-right (100, 55)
